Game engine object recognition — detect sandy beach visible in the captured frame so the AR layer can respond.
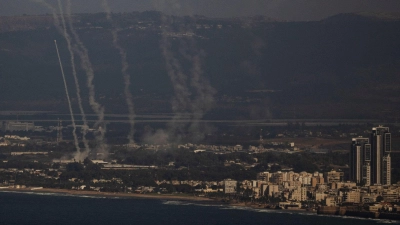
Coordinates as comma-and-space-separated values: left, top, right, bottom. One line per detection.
0, 187, 312, 214
0, 187, 214, 202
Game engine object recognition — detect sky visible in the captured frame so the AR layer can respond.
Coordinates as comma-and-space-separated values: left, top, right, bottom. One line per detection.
0, 0, 400, 21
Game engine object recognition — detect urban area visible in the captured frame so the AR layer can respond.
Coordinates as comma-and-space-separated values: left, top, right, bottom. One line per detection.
0, 119, 399, 220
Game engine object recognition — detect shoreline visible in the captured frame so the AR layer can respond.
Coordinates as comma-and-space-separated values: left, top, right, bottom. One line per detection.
0, 187, 312, 211
0, 187, 214, 202
5, 188, 397, 221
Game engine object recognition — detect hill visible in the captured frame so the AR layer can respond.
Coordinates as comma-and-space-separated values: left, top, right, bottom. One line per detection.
0, 12, 400, 120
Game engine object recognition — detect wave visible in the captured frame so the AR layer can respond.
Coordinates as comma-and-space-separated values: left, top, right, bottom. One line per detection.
0, 190, 112, 199
162, 200, 224, 208
216, 205, 400, 223
162, 200, 194, 206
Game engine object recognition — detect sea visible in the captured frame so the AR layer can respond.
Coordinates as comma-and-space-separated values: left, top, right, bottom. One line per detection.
0, 191, 398, 225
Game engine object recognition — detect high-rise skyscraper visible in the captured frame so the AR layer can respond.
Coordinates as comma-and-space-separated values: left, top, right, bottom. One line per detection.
350, 137, 370, 185
349, 126, 391, 186
371, 126, 391, 185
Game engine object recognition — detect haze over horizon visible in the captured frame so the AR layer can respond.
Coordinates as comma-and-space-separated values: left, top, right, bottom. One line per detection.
1, 0, 400, 21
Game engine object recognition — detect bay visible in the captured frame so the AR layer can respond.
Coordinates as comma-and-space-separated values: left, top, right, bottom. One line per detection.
0, 192, 396, 225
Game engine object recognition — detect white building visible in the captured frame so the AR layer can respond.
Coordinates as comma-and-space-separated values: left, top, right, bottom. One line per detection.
224, 179, 237, 194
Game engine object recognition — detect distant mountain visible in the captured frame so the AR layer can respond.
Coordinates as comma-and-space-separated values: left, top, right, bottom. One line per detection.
323, 12, 400, 22
0, 12, 400, 119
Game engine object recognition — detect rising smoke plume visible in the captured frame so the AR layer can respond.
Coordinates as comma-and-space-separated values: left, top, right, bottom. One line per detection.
58, 0, 92, 160
31, 0, 83, 155
63, 0, 91, 160
101, 0, 136, 145
155, 5, 216, 143
62, 2, 108, 158
31, 0, 107, 160
54, 39, 80, 152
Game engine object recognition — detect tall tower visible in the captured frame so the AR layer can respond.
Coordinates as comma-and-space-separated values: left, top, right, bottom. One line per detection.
57, 119, 63, 144
371, 126, 391, 185
258, 129, 263, 153
350, 137, 370, 185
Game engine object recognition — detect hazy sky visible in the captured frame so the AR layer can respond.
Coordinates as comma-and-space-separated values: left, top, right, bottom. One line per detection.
0, 0, 400, 21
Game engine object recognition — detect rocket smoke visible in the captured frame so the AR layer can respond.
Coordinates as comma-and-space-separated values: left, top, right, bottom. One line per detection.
160, 16, 191, 140
31, 0, 85, 157
31, 0, 107, 159
54, 39, 80, 152
157, 10, 216, 142
101, 0, 136, 145
178, 39, 216, 139
58, 0, 91, 161
62, 1, 108, 157
67, 28, 108, 158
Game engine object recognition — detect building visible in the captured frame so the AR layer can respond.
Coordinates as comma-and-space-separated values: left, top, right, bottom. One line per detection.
257, 172, 270, 182
290, 186, 307, 201
349, 137, 371, 185
2, 121, 35, 132
311, 176, 324, 187
270, 172, 284, 184
342, 189, 361, 203
370, 126, 391, 185
349, 126, 391, 186
10, 152, 48, 156
325, 170, 344, 183
266, 184, 279, 197
371, 126, 391, 185
223, 179, 237, 194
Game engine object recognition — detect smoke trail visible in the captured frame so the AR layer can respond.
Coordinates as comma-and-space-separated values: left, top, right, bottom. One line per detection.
67, 24, 108, 158
58, 0, 90, 161
30, 0, 91, 161
159, 16, 192, 140
56, 1, 108, 158
30, 0, 84, 152
32, 0, 107, 159
57, 0, 91, 161
178, 38, 216, 140
54, 39, 80, 152
101, 0, 136, 145
157, 10, 216, 142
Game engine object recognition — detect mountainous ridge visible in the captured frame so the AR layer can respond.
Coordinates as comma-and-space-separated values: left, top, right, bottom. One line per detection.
0, 12, 399, 119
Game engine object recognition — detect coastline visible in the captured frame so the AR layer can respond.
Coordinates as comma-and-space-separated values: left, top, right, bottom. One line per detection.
0, 187, 311, 212
0, 187, 213, 202
6, 188, 397, 221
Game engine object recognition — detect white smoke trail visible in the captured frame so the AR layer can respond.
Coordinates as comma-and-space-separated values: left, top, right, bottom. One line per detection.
159, 17, 192, 140
58, 0, 90, 161
54, 39, 80, 152
57, 0, 91, 161
178, 38, 216, 139
67, 26, 108, 158
101, 0, 136, 145
57, 1, 108, 158
30, 0, 83, 152
157, 10, 216, 142
31, 0, 107, 159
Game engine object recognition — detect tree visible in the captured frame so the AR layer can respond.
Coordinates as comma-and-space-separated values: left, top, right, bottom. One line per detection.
66, 163, 84, 172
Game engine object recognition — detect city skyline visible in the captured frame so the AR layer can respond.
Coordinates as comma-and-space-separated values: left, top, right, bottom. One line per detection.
350, 126, 392, 186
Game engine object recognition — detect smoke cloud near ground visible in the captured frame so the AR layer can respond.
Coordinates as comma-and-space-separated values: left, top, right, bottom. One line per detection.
143, 127, 170, 145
